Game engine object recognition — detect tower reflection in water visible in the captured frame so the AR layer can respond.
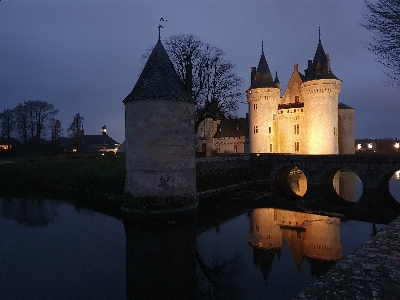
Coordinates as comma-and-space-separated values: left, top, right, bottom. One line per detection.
249, 208, 343, 277
124, 217, 197, 300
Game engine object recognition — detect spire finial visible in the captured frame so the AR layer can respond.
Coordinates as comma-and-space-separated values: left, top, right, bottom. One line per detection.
262, 41, 264, 54
319, 27, 321, 42
158, 18, 167, 40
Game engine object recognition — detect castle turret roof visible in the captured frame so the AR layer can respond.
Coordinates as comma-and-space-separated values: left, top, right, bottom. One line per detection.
304, 29, 340, 81
338, 102, 354, 109
123, 40, 191, 103
250, 42, 278, 89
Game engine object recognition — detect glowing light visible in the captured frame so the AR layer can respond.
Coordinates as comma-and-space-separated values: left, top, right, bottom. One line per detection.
395, 143, 399, 149
72, 148, 77, 152
357, 144, 361, 150
368, 143, 372, 149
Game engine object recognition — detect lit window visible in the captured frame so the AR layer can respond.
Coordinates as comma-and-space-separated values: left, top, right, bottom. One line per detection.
294, 124, 299, 135
395, 143, 399, 149
357, 144, 362, 150
368, 143, 373, 149
295, 142, 299, 152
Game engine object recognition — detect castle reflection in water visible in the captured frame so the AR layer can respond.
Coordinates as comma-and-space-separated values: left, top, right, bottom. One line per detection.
249, 208, 343, 268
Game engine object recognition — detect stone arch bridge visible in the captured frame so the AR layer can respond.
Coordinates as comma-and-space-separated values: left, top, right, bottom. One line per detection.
196, 154, 400, 209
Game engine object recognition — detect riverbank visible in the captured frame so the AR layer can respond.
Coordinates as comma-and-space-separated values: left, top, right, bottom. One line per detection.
295, 214, 400, 300
0, 155, 125, 201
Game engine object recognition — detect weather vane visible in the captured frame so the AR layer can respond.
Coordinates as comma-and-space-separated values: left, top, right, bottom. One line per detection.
158, 18, 167, 40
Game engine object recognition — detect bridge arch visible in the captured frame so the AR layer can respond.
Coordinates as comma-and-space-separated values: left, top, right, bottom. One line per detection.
274, 165, 308, 199
378, 169, 400, 211
320, 167, 362, 205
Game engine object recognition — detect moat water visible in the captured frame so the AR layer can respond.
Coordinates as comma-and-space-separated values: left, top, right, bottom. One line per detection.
1, 172, 399, 299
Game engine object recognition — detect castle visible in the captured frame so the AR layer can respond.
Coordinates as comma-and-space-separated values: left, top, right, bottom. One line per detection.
197, 32, 355, 155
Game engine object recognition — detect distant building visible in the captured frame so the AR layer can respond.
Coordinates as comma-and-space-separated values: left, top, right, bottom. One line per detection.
59, 125, 120, 153
355, 138, 400, 153
196, 116, 249, 155
247, 33, 355, 154
82, 125, 120, 153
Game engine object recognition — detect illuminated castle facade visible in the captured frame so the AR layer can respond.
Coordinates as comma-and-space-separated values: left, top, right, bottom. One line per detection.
247, 35, 354, 155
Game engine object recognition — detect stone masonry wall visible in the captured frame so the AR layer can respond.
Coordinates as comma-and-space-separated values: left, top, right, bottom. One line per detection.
338, 108, 355, 154
125, 99, 196, 199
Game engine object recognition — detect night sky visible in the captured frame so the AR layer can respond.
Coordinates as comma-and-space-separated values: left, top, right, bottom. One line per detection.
1, 1, 399, 144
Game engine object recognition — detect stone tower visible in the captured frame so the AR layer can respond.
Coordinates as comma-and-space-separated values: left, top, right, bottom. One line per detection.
122, 39, 197, 214
301, 33, 341, 154
247, 42, 280, 153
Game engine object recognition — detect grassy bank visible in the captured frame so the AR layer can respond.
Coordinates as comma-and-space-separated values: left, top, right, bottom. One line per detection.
0, 155, 125, 201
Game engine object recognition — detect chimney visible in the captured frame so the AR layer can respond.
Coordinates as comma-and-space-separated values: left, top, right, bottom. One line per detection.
325, 54, 331, 73
185, 62, 192, 96
251, 67, 256, 87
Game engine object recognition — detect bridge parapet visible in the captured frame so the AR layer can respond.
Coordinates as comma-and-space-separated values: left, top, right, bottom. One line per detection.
196, 154, 400, 190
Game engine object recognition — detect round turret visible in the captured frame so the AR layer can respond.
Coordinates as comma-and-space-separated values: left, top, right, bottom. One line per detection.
123, 40, 197, 214
247, 42, 280, 153
247, 87, 280, 153
301, 79, 341, 154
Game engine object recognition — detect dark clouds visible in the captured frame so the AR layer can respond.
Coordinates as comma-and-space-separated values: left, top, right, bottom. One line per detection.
1, 0, 398, 143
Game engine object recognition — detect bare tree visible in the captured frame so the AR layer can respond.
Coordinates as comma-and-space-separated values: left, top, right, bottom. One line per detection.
25, 100, 58, 143
0, 109, 14, 150
145, 34, 244, 132
67, 113, 84, 150
50, 118, 63, 143
13, 103, 29, 145
362, 0, 400, 83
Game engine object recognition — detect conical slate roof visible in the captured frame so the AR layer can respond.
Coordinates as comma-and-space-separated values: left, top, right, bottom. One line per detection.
123, 40, 191, 103
304, 31, 339, 81
250, 42, 277, 89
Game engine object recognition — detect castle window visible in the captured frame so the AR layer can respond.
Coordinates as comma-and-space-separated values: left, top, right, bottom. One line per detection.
334, 127, 336, 135
269, 144, 272, 152
295, 141, 300, 152
269, 127, 271, 133
294, 124, 299, 135
234, 145, 238, 153
254, 126, 258, 134
217, 145, 221, 153
254, 103, 257, 109
295, 96, 299, 103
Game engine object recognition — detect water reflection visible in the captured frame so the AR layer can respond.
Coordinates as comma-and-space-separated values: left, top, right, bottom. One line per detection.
2, 175, 398, 300
389, 170, 400, 203
289, 168, 307, 197
124, 217, 197, 300
249, 208, 343, 265
0, 197, 59, 227
333, 170, 362, 202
